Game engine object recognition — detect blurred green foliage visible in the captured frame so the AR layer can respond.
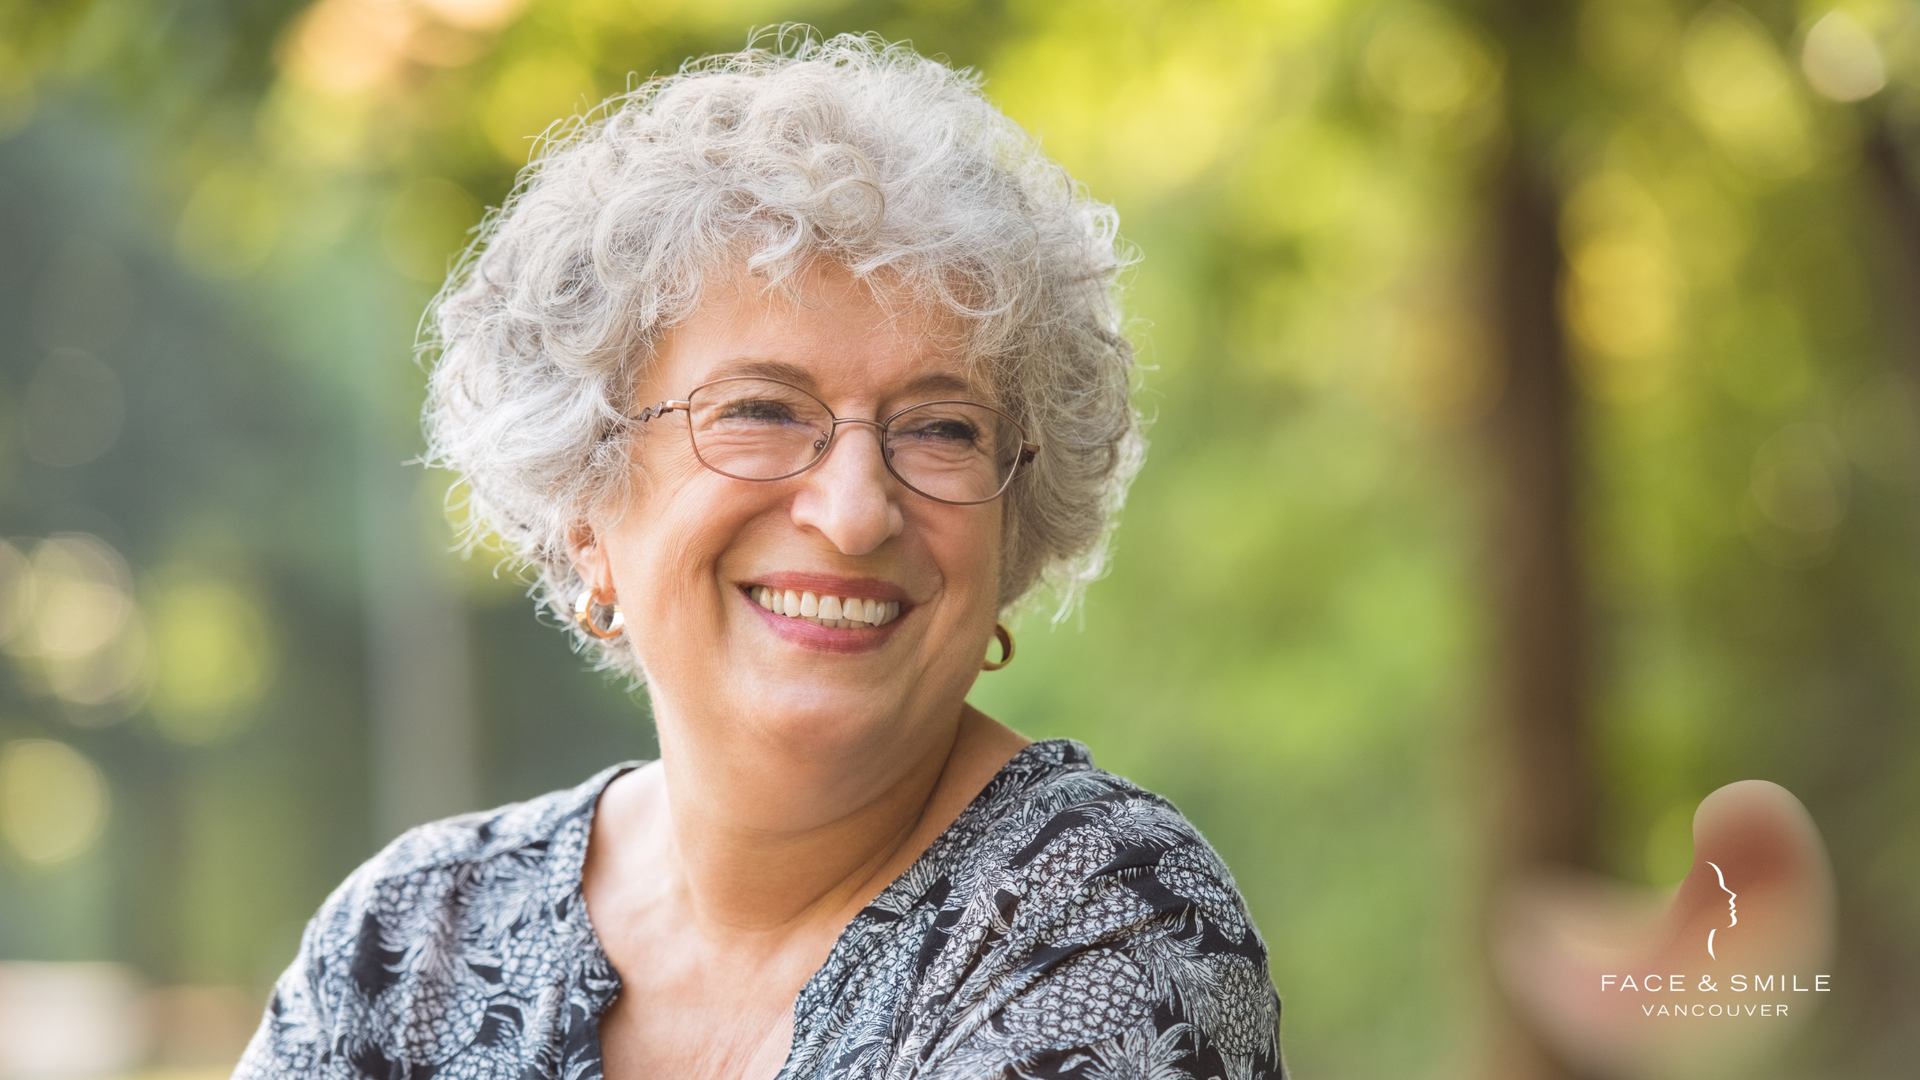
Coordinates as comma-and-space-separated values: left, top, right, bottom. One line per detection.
3, 0, 1920, 1075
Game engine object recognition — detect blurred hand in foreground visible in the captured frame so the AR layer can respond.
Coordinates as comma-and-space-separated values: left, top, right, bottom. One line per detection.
1492, 780, 1835, 1079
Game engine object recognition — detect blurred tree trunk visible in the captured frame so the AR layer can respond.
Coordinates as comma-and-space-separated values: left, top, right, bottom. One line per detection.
1471, 2, 1596, 1078
1865, 121, 1920, 381
1847, 113, 1920, 1066
1486, 152, 1594, 875
1481, 147, 1595, 1080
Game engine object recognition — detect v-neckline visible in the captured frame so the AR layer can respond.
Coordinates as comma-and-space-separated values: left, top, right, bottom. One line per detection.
565, 739, 1075, 1075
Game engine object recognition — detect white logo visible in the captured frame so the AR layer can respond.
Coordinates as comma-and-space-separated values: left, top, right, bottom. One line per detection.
1706, 860, 1737, 959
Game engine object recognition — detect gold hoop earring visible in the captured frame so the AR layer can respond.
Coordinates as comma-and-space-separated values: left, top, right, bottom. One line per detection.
981, 623, 1014, 671
574, 588, 626, 640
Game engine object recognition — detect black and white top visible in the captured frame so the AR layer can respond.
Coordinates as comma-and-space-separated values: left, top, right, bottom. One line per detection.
237, 739, 1286, 1079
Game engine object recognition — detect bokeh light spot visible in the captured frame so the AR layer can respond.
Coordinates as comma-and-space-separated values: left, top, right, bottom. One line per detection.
1364, 5, 1499, 118
19, 536, 133, 660
1561, 173, 1679, 401
283, 0, 417, 95
1565, 237, 1677, 399
415, 0, 530, 32
1681, 6, 1814, 178
151, 577, 274, 745
1801, 10, 1885, 103
0, 535, 150, 716
484, 53, 595, 164
44, 617, 148, 716
0, 739, 109, 865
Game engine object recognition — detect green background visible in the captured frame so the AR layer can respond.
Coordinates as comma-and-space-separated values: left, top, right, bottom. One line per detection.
2, 0, 1917, 1075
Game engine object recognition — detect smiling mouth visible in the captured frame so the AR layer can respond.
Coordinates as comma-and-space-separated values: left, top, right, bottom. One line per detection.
748, 585, 902, 629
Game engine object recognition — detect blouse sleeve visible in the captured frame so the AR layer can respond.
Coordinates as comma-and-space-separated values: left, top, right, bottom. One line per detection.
232, 863, 375, 1079
924, 822, 1287, 1080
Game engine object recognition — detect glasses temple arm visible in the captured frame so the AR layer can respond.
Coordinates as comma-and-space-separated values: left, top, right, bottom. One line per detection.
634, 401, 690, 423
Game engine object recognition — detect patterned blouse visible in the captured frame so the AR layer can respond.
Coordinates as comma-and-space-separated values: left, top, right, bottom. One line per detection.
237, 739, 1287, 1079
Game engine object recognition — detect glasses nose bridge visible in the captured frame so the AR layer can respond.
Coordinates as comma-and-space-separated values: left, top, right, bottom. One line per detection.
818, 414, 889, 456
802, 413, 901, 499
808, 413, 890, 470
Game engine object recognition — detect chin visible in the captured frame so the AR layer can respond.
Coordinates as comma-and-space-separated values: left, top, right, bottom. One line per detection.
727, 668, 926, 758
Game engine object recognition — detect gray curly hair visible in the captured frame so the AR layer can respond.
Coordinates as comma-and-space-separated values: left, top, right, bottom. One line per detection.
423, 32, 1142, 669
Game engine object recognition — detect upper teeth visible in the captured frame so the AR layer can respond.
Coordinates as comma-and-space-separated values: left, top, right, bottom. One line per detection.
752, 586, 901, 628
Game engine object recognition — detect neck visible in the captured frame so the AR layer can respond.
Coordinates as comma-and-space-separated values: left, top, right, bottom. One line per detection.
666, 711, 961, 932
611, 703, 1025, 939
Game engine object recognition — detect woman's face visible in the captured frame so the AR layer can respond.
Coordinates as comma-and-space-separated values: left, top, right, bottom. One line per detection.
572, 263, 1004, 774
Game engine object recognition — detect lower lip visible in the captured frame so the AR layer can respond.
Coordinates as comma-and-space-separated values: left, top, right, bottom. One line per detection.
742, 589, 904, 653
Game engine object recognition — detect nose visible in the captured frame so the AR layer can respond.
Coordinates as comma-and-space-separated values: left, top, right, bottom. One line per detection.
787, 420, 904, 556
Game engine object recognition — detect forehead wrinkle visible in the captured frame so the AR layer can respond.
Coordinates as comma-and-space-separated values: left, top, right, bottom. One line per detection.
699, 357, 981, 401
689, 260, 984, 393
901, 371, 973, 397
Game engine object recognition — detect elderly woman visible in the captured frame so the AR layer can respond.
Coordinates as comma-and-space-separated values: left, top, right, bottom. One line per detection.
239, 36, 1284, 1080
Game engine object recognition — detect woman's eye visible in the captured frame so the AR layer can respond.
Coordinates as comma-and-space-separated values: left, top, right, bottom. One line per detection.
902, 419, 979, 444
717, 399, 797, 423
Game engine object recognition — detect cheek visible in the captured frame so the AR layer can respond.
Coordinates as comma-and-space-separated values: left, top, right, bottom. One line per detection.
928, 505, 1005, 605
611, 434, 718, 562
606, 479, 746, 607
636, 504, 730, 580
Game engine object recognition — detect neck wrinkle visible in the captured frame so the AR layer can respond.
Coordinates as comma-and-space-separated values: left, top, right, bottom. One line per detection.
650, 706, 969, 938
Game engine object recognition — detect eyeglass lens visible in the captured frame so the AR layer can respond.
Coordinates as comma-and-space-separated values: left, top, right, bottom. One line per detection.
683, 377, 1024, 504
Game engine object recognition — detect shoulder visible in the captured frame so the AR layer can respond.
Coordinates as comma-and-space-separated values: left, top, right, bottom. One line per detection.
314, 762, 631, 936
974, 740, 1254, 937
921, 740, 1284, 1078
236, 764, 636, 1076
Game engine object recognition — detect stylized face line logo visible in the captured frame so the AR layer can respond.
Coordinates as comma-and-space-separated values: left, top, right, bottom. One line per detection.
1706, 860, 1737, 959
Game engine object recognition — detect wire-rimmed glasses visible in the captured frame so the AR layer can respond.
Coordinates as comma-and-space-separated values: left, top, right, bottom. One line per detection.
632, 376, 1040, 505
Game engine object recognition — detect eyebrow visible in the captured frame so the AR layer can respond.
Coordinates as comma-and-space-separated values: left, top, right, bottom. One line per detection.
706, 358, 817, 385
700, 358, 979, 400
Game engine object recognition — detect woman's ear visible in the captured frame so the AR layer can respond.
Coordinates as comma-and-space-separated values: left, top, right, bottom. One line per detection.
567, 520, 611, 591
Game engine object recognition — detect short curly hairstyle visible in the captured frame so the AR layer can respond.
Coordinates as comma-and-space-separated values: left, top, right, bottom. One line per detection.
423, 32, 1142, 669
